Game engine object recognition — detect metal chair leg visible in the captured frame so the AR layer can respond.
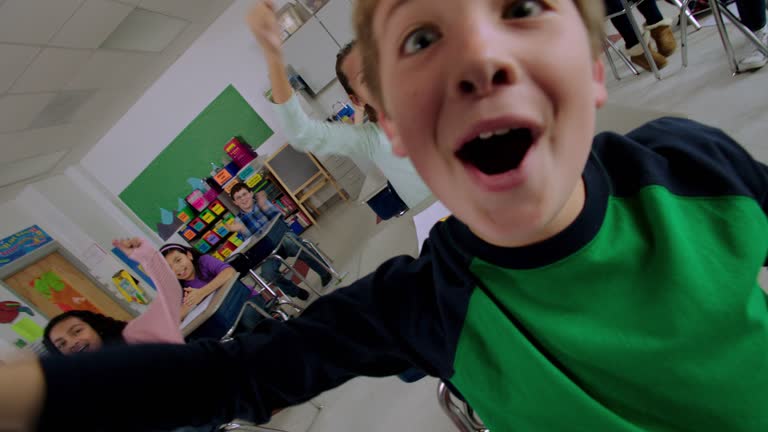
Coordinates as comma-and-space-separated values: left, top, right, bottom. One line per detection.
266, 254, 321, 299
607, 38, 640, 75
219, 422, 290, 432
603, 39, 622, 80
667, 0, 702, 30
680, 1, 689, 67
437, 382, 489, 432
620, 0, 662, 79
709, 0, 741, 73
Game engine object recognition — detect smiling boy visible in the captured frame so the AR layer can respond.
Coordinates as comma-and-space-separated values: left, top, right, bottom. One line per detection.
3, 1, 768, 431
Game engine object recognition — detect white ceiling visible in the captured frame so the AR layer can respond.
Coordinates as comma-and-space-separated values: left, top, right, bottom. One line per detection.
0, 0, 234, 196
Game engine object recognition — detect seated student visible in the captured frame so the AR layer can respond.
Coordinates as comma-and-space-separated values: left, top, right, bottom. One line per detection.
246, 0, 432, 210
226, 183, 330, 300
603, 0, 676, 71
43, 238, 186, 355
6, 1, 768, 431
159, 243, 238, 318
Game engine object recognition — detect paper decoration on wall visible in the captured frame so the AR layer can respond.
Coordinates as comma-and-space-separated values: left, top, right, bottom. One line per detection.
111, 270, 148, 305
11, 317, 44, 342
119, 85, 273, 240
0, 301, 34, 324
0, 225, 54, 268
32, 271, 100, 314
110, 248, 156, 290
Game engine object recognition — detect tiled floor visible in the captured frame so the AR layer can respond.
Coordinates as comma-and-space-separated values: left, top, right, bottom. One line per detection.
261, 15, 768, 432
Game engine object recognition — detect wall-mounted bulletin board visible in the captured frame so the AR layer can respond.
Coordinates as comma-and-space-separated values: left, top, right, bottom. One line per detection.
119, 85, 274, 239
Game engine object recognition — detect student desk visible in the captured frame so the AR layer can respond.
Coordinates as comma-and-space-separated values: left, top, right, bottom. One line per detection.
180, 274, 242, 338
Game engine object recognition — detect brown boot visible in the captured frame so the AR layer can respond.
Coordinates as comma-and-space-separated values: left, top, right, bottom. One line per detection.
627, 42, 668, 71
646, 18, 677, 57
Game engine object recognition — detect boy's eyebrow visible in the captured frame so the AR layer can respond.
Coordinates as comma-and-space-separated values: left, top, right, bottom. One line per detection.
382, 0, 411, 26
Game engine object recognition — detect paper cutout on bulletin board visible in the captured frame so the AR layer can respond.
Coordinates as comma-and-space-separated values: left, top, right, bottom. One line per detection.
0, 225, 54, 268
11, 317, 44, 342
111, 247, 155, 290
32, 271, 101, 314
119, 85, 274, 239
0, 300, 34, 324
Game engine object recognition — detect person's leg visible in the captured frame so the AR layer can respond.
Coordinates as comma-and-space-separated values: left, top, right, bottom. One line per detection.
605, 0, 643, 49
735, 0, 767, 31
260, 258, 309, 300
735, 0, 768, 70
636, 0, 665, 26
281, 233, 333, 285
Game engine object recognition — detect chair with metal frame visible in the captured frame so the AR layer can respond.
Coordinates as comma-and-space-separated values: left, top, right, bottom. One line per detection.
604, 0, 701, 80
679, 0, 768, 72
437, 381, 489, 432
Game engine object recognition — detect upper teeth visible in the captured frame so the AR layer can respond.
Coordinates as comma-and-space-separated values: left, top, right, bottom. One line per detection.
478, 129, 510, 139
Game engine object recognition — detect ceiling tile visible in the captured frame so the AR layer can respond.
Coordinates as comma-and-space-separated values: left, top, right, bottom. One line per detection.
66, 50, 155, 90
0, 93, 56, 133
0, 124, 76, 163
0, 150, 69, 187
10, 48, 92, 93
0, 0, 84, 44
100, 7, 187, 52
0, 44, 40, 93
29, 90, 97, 129
50, 0, 134, 49
138, 0, 213, 21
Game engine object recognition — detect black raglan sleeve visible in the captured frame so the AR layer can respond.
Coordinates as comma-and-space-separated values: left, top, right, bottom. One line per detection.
626, 117, 768, 265
37, 253, 439, 432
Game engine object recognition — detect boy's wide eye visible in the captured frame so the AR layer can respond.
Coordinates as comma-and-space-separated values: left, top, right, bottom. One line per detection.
401, 27, 441, 55
503, 0, 545, 19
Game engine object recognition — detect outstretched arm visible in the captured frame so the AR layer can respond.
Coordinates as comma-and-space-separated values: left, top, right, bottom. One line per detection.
113, 238, 185, 345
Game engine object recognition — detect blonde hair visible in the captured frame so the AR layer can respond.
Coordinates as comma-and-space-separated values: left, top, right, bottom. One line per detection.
354, 0, 606, 107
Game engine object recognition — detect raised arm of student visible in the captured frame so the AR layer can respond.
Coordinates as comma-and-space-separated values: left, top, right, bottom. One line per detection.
246, 0, 382, 160
112, 238, 185, 344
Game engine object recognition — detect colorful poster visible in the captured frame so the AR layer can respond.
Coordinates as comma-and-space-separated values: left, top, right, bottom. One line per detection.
111, 248, 156, 290
32, 271, 100, 314
0, 225, 54, 268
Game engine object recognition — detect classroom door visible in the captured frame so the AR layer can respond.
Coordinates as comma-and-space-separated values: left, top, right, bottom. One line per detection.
2, 252, 132, 321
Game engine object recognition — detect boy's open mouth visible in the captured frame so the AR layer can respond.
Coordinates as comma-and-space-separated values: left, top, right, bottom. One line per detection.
456, 127, 535, 175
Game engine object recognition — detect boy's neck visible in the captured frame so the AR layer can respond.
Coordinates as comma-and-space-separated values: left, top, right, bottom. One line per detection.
472, 179, 586, 249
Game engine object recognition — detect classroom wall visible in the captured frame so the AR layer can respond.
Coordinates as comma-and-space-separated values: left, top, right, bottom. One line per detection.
80, 0, 361, 200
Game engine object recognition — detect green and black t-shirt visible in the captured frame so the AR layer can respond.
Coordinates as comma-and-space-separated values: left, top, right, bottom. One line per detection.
40, 118, 768, 432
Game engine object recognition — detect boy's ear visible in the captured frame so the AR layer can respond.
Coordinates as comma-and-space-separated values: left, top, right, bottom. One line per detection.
592, 58, 608, 108
349, 94, 362, 106
379, 113, 408, 158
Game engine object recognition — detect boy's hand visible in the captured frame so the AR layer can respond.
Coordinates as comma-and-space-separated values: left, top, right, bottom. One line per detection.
226, 221, 247, 234
112, 237, 142, 257
247, 0, 283, 59
256, 191, 270, 209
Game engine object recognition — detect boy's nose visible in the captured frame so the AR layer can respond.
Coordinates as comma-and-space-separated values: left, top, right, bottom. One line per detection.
452, 30, 516, 98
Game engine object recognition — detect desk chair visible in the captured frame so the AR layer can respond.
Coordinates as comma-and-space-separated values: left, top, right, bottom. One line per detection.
680, 0, 768, 72
277, 234, 347, 292
605, 0, 701, 80
437, 381, 489, 432
226, 253, 303, 325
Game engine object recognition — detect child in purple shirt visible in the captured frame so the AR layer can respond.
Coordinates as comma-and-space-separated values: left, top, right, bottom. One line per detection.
160, 244, 237, 319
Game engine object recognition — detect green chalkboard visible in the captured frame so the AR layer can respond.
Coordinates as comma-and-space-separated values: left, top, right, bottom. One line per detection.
119, 85, 273, 239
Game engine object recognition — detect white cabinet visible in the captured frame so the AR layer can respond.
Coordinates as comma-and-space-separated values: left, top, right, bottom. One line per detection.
315, 0, 355, 47
282, 16, 340, 94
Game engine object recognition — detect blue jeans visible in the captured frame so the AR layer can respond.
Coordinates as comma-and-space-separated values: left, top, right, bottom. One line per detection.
260, 233, 331, 296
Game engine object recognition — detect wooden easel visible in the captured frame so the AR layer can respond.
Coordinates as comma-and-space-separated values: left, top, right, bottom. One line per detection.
264, 143, 347, 225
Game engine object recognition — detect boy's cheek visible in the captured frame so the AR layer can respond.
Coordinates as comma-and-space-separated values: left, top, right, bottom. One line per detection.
379, 114, 409, 158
